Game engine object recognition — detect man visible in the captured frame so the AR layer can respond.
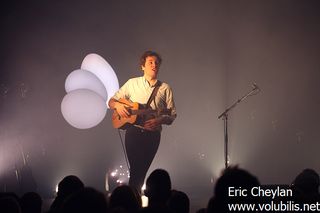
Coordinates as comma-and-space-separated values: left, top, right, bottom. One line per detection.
108, 51, 177, 191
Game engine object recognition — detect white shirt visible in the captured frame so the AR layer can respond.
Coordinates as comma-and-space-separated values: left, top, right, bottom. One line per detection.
112, 76, 177, 128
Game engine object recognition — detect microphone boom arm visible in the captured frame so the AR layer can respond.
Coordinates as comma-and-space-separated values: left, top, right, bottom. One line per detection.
218, 86, 258, 119
218, 84, 260, 168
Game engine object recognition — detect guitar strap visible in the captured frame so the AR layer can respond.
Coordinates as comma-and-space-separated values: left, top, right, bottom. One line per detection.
136, 81, 161, 125
145, 81, 161, 109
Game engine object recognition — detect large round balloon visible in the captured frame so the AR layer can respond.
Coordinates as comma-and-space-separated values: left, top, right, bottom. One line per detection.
61, 89, 107, 129
65, 69, 108, 100
81, 53, 119, 106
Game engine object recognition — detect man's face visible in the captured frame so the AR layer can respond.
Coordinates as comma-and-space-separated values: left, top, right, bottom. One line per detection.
141, 56, 160, 79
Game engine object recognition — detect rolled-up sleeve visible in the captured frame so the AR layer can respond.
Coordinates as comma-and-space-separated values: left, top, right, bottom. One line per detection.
163, 86, 177, 124
111, 79, 131, 101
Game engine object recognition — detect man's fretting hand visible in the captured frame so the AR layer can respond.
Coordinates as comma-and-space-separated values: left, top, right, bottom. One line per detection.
143, 117, 162, 131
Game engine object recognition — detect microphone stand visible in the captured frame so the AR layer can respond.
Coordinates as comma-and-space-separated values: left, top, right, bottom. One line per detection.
218, 85, 260, 169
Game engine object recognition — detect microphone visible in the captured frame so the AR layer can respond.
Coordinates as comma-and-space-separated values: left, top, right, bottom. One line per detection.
252, 83, 260, 92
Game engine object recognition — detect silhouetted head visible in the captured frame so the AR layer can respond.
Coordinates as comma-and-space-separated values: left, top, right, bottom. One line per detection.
20, 192, 42, 213
109, 185, 141, 212
167, 190, 190, 213
211, 166, 260, 212
57, 175, 84, 198
214, 166, 260, 198
292, 168, 320, 194
61, 187, 108, 213
145, 169, 171, 204
0, 196, 21, 213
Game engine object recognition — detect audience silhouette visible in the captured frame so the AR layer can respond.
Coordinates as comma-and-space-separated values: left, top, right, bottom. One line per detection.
141, 169, 174, 213
61, 187, 108, 213
0, 167, 320, 213
167, 190, 190, 213
48, 175, 84, 213
109, 185, 141, 213
0, 193, 21, 213
291, 168, 320, 203
20, 192, 42, 213
207, 166, 260, 213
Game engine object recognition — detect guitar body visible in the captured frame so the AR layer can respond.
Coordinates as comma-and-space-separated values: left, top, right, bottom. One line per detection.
112, 98, 172, 129
112, 98, 140, 129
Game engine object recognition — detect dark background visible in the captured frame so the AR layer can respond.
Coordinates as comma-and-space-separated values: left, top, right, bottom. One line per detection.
1, 0, 320, 209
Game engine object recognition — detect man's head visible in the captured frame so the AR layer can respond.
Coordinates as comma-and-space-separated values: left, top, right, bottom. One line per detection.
140, 51, 162, 79
140, 51, 162, 67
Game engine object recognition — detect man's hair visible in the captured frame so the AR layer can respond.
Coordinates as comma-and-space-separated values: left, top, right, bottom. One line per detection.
140, 50, 162, 67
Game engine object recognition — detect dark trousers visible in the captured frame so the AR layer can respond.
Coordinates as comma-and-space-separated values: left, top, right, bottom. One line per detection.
125, 126, 160, 191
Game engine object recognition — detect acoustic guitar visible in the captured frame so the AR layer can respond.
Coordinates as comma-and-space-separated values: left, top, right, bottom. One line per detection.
112, 98, 172, 129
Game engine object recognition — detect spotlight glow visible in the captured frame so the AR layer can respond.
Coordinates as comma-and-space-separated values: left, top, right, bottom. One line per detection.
107, 165, 130, 191
141, 195, 148, 207
141, 183, 146, 191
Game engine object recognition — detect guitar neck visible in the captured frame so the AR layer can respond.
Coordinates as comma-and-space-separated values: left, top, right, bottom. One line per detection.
131, 109, 155, 115
130, 108, 170, 116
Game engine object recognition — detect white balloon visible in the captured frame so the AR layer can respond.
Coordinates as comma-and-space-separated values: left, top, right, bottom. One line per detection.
65, 69, 108, 100
61, 89, 107, 129
81, 53, 119, 107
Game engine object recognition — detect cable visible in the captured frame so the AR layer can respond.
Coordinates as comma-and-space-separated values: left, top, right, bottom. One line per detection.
117, 129, 130, 171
